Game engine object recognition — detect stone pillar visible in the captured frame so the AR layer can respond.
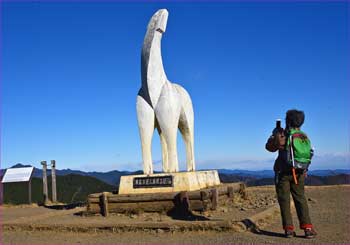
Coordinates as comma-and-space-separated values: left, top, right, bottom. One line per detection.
51, 160, 57, 203
41, 161, 49, 203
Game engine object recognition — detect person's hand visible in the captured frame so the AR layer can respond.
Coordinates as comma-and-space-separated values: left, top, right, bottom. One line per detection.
272, 127, 285, 135
272, 127, 279, 135
266, 135, 278, 152
274, 131, 286, 150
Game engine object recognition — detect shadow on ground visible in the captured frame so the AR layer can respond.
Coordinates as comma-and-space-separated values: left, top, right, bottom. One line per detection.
44, 202, 86, 210
166, 192, 210, 221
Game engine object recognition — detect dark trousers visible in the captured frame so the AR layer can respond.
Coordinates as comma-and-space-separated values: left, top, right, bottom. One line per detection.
275, 172, 313, 230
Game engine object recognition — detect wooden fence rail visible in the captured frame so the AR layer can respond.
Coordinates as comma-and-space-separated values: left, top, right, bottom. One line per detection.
87, 182, 245, 216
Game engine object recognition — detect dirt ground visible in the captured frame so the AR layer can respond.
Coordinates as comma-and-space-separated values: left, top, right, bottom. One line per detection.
2, 185, 350, 244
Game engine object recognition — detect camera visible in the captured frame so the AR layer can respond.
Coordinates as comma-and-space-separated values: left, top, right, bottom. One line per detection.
273, 119, 284, 135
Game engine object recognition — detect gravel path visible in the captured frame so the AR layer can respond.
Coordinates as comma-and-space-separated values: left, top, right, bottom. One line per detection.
2, 185, 350, 244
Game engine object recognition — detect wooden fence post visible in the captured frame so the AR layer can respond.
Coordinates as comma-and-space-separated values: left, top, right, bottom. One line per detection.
211, 188, 218, 210
228, 186, 234, 198
100, 192, 109, 217
239, 183, 248, 200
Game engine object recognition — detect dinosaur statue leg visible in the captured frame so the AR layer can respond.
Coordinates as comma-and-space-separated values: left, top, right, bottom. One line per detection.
162, 127, 179, 173
155, 83, 181, 172
136, 95, 155, 175
174, 84, 195, 171
179, 110, 195, 172
156, 125, 169, 172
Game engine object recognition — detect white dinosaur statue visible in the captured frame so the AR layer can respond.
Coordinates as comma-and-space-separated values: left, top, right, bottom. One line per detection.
137, 9, 195, 175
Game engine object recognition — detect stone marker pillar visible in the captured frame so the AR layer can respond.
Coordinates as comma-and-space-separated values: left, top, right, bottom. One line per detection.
51, 160, 57, 203
41, 161, 49, 203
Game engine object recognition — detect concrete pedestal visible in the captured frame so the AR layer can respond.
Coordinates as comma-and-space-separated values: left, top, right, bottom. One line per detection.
118, 170, 220, 194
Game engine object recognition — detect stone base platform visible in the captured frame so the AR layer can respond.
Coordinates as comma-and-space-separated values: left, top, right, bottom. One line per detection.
118, 170, 220, 194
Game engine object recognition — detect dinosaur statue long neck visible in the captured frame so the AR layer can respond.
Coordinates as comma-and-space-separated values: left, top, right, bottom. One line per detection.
141, 28, 167, 107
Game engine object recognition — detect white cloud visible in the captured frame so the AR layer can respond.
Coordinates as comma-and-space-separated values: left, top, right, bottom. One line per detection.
43, 152, 350, 172
309, 152, 350, 170
196, 158, 275, 171
196, 152, 350, 171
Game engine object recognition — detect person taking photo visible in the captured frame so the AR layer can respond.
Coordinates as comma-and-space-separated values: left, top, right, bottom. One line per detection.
265, 109, 317, 239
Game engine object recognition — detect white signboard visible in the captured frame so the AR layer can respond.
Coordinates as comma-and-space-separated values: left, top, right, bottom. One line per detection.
1, 167, 34, 183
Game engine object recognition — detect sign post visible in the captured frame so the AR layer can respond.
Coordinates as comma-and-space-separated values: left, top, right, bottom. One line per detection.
28, 178, 32, 204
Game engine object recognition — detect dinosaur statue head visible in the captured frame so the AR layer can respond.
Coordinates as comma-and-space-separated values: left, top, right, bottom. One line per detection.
147, 9, 168, 34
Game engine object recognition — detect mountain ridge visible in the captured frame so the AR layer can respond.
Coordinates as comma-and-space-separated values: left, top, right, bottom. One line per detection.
2, 163, 350, 186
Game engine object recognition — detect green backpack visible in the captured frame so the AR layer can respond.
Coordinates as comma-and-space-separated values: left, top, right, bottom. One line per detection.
287, 129, 313, 169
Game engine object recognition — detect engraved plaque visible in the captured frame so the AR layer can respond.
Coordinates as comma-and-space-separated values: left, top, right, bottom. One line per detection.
133, 175, 173, 188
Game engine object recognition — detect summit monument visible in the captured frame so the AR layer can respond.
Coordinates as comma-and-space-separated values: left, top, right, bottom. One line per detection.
137, 9, 194, 174
118, 9, 220, 194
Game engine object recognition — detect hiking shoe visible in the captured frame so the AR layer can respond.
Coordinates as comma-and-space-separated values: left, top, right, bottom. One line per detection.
304, 228, 317, 239
285, 229, 296, 238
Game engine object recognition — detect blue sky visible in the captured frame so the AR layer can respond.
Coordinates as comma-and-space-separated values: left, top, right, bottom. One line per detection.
2, 2, 349, 172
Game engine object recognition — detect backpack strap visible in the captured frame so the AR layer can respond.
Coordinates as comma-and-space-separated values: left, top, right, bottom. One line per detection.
292, 133, 304, 138
292, 133, 308, 140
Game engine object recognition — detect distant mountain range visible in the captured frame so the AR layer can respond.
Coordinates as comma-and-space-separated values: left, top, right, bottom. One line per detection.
217, 169, 350, 177
1, 163, 350, 186
1, 164, 349, 204
1, 163, 140, 186
219, 173, 350, 187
